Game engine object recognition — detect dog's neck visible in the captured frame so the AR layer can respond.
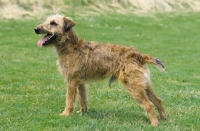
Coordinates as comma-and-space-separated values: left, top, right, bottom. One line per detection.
55, 29, 79, 55
65, 29, 79, 44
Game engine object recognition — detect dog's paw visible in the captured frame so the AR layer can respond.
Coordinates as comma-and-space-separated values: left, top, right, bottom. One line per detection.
151, 121, 159, 126
161, 117, 167, 120
59, 111, 70, 116
160, 114, 167, 120
77, 110, 88, 114
60, 107, 74, 116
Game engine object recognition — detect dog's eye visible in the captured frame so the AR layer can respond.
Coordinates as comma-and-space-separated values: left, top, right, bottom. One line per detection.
50, 21, 58, 26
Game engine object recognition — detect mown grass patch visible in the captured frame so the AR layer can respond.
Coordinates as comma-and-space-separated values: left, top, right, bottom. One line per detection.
0, 12, 200, 130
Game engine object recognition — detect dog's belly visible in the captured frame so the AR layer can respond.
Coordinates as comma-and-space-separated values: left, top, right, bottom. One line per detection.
78, 61, 116, 81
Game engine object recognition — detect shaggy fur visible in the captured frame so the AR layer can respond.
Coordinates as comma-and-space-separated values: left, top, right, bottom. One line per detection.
34, 14, 166, 126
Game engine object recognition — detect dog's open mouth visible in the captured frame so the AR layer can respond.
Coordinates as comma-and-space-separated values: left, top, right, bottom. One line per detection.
37, 34, 56, 47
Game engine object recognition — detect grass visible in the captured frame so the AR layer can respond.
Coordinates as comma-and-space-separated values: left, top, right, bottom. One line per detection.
0, 12, 200, 130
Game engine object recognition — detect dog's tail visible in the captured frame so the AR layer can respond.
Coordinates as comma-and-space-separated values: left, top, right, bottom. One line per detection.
141, 54, 165, 71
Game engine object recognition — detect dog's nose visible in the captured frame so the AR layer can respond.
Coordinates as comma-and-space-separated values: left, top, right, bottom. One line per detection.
34, 28, 40, 34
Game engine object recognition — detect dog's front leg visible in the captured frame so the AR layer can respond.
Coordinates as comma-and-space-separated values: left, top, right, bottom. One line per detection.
77, 84, 88, 113
60, 81, 78, 116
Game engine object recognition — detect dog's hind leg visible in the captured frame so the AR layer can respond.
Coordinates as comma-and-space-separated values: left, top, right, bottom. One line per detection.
119, 70, 159, 126
126, 85, 159, 126
60, 80, 79, 116
145, 85, 166, 120
77, 84, 88, 113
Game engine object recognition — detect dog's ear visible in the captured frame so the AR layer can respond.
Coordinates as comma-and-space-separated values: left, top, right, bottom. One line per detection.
63, 17, 75, 32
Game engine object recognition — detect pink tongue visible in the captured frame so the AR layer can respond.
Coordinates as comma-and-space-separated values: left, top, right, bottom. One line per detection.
37, 35, 49, 47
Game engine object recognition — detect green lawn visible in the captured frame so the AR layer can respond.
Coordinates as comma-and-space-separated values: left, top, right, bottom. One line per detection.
0, 12, 200, 130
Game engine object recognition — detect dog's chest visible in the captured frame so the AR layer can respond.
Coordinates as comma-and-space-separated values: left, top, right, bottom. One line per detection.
56, 59, 68, 77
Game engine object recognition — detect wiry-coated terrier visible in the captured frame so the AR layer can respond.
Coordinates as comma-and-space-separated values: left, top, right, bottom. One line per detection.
34, 14, 166, 126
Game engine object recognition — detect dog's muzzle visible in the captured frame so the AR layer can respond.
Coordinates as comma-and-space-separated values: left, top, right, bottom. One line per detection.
34, 28, 41, 34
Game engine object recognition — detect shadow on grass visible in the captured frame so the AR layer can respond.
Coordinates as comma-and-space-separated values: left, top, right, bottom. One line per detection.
81, 108, 149, 124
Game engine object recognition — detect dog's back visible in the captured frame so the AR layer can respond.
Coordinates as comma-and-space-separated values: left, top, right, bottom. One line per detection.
58, 39, 164, 82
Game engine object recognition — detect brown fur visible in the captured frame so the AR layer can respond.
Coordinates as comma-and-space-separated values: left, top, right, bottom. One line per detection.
34, 14, 166, 126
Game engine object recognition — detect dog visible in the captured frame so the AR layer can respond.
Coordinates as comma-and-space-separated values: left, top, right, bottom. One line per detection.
34, 14, 166, 126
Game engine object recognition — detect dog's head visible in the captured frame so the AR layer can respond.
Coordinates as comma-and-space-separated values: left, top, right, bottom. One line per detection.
34, 14, 75, 47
